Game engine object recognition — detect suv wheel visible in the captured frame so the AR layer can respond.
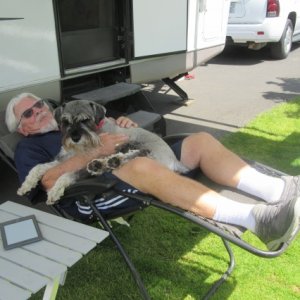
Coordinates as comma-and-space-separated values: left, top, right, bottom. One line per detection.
270, 19, 294, 59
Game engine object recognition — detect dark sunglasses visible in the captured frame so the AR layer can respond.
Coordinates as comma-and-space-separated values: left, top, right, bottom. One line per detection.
17, 100, 45, 127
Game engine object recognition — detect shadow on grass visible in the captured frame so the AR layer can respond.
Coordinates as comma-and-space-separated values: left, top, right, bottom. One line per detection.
220, 98, 300, 175
223, 128, 300, 175
32, 207, 237, 300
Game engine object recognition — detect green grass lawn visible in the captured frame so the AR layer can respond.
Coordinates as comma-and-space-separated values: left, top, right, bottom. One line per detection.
34, 99, 300, 299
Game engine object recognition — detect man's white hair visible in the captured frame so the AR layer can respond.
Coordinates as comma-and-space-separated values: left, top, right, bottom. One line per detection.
5, 92, 44, 132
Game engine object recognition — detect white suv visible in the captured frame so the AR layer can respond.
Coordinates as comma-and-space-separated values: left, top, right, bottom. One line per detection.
227, 0, 300, 59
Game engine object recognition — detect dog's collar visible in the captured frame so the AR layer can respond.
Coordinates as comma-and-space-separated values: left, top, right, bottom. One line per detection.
96, 119, 105, 130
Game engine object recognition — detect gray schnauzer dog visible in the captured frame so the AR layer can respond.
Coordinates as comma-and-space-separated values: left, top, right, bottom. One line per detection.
18, 100, 189, 205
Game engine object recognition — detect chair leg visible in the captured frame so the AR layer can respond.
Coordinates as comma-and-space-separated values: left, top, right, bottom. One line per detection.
203, 238, 235, 300
88, 200, 151, 300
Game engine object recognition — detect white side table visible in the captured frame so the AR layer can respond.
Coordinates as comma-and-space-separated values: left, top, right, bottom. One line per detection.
0, 201, 109, 300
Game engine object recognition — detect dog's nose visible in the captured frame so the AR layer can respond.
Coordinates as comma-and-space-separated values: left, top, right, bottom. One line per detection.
71, 131, 81, 143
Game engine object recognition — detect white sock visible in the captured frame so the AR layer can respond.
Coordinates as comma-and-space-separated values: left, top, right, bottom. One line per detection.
213, 197, 256, 231
237, 167, 285, 203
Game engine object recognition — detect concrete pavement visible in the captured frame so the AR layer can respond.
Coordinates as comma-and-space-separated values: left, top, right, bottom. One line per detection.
146, 43, 300, 139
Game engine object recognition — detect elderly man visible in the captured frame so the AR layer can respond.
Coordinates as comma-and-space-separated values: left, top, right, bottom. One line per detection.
6, 92, 300, 250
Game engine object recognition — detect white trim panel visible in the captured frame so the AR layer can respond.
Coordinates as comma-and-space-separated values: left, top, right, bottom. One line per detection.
132, 0, 187, 57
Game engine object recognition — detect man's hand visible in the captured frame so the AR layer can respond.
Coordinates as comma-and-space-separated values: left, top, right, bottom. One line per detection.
115, 116, 138, 128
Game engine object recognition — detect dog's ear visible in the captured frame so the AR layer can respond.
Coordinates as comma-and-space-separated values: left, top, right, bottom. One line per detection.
53, 103, 65, 125
89, 102, 106, 124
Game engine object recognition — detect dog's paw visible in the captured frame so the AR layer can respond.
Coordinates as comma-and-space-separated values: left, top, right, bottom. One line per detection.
46, 172, 76, 205
17, 187, 25, 196
117, 143, 139, 153
46, 187, 64, 205
107, 156, 122, 169
138, 149, 151, 157
17, 185, 32, 196
46, 198, 56, 206
87, 159, 105, 175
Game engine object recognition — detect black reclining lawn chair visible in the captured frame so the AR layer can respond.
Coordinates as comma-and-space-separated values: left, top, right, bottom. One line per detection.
0, 103, 299, 300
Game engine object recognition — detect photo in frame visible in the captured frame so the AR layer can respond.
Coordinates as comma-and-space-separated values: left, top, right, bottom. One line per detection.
0, 215, 43, 250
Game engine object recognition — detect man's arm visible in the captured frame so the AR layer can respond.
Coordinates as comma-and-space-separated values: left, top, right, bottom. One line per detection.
41, 132, 129, 190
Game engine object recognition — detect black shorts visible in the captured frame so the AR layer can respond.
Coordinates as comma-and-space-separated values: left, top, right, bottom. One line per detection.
60, 139, 196, 221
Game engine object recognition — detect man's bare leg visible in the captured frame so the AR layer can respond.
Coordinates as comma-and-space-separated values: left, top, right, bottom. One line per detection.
114, 157, 227, 218
180, 133, 285, 202
180, 132, 248, 187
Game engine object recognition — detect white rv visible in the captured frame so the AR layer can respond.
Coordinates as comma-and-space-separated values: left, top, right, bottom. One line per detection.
0, 0, 231, 109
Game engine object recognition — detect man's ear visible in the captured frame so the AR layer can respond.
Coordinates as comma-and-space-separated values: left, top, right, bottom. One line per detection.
89, 102, 106, 124
53, 104, 65, 125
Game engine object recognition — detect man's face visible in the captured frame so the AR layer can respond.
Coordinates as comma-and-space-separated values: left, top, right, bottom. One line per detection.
14, 96, 57, 136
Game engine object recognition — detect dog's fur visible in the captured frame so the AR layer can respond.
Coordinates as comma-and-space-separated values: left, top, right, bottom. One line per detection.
17, 100, 189, 204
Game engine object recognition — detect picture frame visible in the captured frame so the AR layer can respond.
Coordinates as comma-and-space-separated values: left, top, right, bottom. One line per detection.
0, 215, 43, 250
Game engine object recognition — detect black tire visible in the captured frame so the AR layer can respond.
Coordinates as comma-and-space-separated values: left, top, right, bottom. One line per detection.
270, 19, 294, 59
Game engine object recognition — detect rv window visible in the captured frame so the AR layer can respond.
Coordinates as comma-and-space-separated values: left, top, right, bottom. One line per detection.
56, 0, 121, 69
58, 0, 114, 32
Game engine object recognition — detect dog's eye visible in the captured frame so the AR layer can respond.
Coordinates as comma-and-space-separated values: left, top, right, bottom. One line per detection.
81, 119, 90, 124
61, 119, 70, 127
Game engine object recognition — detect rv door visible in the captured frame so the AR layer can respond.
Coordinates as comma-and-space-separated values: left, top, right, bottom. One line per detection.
187, 0, 230, 67
201, 0, 229, 41
132, 0, 187, 58
190, 0, 230, 50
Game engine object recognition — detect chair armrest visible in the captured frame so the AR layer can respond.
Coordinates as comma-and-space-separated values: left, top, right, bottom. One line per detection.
62, 176, 118, 199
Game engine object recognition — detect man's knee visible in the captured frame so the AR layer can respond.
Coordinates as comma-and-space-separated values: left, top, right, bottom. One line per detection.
194, 132, 215, 143
124, 156, 158, 174
184, 132, 217, 150
113, 156, 163, 192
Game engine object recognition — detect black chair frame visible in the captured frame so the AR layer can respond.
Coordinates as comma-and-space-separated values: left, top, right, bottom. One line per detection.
50, 134, 299, 300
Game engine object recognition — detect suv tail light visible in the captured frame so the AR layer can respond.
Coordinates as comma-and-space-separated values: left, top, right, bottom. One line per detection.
266, 0, 280, 17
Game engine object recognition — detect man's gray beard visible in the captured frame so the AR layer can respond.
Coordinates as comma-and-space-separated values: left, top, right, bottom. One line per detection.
39, 118, 59, 133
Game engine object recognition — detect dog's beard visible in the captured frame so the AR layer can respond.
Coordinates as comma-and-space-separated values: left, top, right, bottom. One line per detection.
63, 129, 100, 153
